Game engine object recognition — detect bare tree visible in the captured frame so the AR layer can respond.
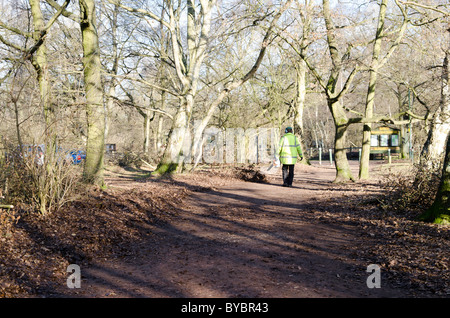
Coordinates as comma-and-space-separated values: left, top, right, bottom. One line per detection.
359, 0, 409, 179
106, 0, 292, 174
79, 0, 106, 185
105, 0, 216, 173
419, 26, 450, 173
44, 0, 107, 185
278, 0, 319, 164
0, 0, 69, 151
296, 0, 360, 182
190, 0, 294, 169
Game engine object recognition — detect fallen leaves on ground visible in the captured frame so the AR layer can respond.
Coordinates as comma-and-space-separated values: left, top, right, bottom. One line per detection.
0, 164, 449, 297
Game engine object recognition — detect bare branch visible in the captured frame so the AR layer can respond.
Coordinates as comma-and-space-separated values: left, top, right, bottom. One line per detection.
398, 1, 450, 16
105, 0, 172, 29
108, 72, 181, 98
45, 0, 80, 22
0, 20, 32, 38
108, 94, 174, 120
348, 110, 427, 125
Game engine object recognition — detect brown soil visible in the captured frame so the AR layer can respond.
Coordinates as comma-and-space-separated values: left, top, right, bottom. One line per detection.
1, 161, 449, 298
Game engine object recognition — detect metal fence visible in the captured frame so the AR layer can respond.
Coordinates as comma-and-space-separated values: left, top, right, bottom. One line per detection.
309, 147, 412, 165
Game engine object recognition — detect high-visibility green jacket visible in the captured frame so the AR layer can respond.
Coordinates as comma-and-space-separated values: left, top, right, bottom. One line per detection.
278, 133, 302, 165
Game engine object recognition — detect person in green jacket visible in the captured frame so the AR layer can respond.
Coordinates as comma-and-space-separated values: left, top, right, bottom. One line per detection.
278, 127, 303, 187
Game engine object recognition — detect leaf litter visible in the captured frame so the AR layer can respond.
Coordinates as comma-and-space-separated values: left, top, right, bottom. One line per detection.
0, 163, 448, 297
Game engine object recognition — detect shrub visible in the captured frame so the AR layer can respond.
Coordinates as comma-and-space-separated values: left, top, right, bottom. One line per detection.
377, 165, 440, 218
117, 151, 144, 169
0, 142, 83, 216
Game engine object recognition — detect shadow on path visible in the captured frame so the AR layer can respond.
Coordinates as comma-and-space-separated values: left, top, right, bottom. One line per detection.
60, 161, 404, 298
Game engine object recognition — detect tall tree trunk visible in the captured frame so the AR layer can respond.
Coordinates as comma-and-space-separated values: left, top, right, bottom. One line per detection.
420, 131, 450, 224
394, 84, 410, 159
105, 82, 115, 141
104, 2, 120, 143
290, 0, 314, 165
154, 91, 166, 155
293, 59, 309, 164
29, 0, 51, 125
419, 38, 450, 173
13, 96, 23, 149
329, 99, 355, 182
143, 110, 151, 156
155, 0, 214, 174
359, 0, 387, 180
322, 0, 356, 183
29, 0, 70, 155
80, 0, 106, 186
156, 97, 191, 174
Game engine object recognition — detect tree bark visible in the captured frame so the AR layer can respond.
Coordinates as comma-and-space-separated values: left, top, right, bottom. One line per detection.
322, 0, 356, 182
154, 0, 215, 174
80, 0, 106, 186
154, 91, 166, 155
29, 0, 69, 159
420, 131, 450, 224
359, 0, 408, 179
329, 99, 355, 182
104, 2, 121, 143
156, 97, 191, 174
359, 0, 387, 180
419, 37, 450, 173
290, 0, 314, 165
29, 0, 51, 126
28, 0, 69, 146
293, 58, 309, 164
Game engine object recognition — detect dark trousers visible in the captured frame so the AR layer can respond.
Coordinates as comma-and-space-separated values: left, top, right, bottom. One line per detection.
282, 164, 295, 186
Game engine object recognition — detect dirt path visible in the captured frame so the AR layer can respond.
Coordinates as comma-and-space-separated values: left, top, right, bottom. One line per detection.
59, 161, 409, 298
